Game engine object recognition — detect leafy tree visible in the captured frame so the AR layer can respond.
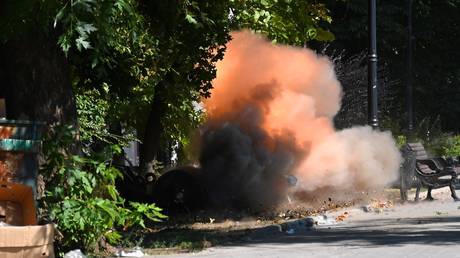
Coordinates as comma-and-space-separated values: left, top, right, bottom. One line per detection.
136, 0, 231, 176
229, 0, 334, 45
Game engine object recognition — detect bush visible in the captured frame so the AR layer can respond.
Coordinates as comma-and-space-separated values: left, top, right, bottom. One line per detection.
437, 135, 460, 157
39, 124, 166, 254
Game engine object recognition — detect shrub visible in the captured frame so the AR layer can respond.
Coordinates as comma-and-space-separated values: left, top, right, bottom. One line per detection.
438, 135, 460, 157
39, 124, 166, 254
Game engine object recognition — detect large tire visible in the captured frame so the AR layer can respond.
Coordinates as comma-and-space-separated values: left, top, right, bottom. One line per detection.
152, 166, 206, 214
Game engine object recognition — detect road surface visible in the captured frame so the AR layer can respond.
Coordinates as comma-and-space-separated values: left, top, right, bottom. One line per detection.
148, 189, 460, 258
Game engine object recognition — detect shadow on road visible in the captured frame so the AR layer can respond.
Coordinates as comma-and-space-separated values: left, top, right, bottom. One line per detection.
243, 215, 460, 247
143, 215, 460, 250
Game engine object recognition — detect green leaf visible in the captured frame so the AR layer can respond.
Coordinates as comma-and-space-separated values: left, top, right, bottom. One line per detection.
54, 4, 67, 28
185, 14, 198, 24
75, 37, 92, 51
107, 185, 119, 201
76, 22, 97, 35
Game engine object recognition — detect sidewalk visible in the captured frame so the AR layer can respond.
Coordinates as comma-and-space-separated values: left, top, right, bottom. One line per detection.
146, 189, 460, 258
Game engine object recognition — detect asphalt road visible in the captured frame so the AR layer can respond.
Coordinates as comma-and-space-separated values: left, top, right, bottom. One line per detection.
149, 189, 460, 258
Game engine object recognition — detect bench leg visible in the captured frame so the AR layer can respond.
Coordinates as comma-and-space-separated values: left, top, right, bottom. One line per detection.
449, 184, 459, 201
415, 184, 421, 202
425, 187, 434, 201
400, 174, 408, 202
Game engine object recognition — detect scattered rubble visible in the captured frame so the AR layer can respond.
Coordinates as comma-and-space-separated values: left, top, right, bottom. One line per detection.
335, 212, 349, 222
280, 213, 344, 235
363, 199, 394, 213
362, 205, 373, 212
435, 211, 448, 216
312, 214, 338, 225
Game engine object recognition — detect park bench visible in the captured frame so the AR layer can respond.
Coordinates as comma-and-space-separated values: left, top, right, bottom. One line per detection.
400, 142, 460, 201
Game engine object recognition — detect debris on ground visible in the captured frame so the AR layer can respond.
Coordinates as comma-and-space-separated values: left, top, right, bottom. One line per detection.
285, 228, 295, 235
64, 249, 87, 258
372, 199, 394, 209
335, 211, 349, 222
312, 214, 337, 225
281, 213, 341, 235
435, 211, 448, 216
363, 199, 394, 213
362, 205, 373, 212
141, 190, 399, 252
116, 246, 144, 257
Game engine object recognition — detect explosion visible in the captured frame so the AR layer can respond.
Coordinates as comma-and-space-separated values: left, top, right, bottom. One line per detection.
197, 30, 401, 210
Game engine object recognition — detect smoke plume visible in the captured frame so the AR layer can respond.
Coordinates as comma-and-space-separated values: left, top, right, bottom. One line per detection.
197, 30, 401, 210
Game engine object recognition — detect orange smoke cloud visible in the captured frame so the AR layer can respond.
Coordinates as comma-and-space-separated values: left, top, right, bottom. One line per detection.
206, 31, 340, 148
199, 30, 401, 209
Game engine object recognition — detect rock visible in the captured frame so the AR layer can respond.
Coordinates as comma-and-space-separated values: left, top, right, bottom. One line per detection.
362, 205, 373, 212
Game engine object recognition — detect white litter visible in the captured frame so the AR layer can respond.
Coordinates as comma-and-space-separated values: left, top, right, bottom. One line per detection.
310, 215, 337, 226
285, 228, 295, 235
117, 246, 144, 257
0, 221, 11, 227
64, 249, 87, 258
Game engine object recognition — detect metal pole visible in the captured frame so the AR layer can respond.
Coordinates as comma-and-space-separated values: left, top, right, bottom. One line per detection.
368, 0, 379, 129
406, 0, 414, 132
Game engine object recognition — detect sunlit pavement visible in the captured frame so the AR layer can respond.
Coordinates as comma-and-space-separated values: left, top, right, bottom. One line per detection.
147, 189, 460, 258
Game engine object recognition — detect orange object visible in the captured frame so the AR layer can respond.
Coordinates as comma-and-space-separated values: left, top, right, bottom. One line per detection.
0, 126, 14, 139
0, 182, 36, 225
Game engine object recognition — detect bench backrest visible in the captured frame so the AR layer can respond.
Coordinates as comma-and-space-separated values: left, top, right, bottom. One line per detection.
406, 142, 429, 160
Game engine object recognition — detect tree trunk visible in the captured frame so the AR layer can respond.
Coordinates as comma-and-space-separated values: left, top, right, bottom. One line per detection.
0, 30, 77, 125
0, 28, 77, 199
139, 84, 167, 179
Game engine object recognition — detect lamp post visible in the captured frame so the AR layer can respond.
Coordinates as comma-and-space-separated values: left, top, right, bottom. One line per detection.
406, 0, 414, 133
368, 0, 379, 129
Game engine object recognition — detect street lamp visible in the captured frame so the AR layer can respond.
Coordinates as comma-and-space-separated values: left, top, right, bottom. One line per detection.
406, 0, 414, 133
368, 0, 379, 129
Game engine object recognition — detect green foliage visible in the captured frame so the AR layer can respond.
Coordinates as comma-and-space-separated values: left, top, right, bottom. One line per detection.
437, 135, 460, 157
395, 135, 407, 149
385, 115, 460, 159
76, 89, 110, 143
230, 0, 334, 45
55, 0, 218, 152
54, 0, 135, 54
40, 124, 166, 253
76, 88, 137, 154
